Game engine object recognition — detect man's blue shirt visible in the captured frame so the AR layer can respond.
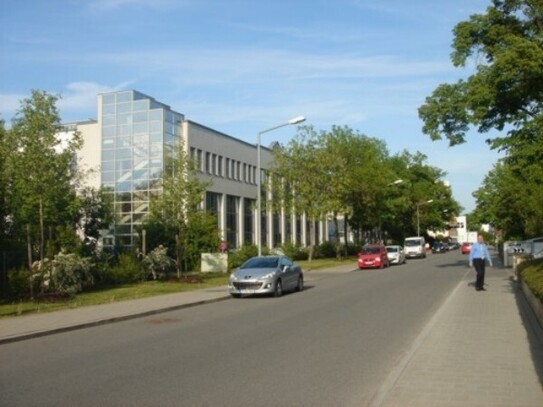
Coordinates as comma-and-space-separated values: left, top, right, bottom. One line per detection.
469, 242, 493, 265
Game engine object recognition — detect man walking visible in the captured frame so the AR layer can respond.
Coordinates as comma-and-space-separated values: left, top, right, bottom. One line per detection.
469, 234, 493, 291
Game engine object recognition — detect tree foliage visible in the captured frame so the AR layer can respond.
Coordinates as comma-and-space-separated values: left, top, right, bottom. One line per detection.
145, 139, 219, 275
270, 126, 461, 255
419, 0, 543, 151
419, 0, 543, 238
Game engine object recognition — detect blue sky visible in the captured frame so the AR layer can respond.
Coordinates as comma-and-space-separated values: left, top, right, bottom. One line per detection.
0, 0, 503, 213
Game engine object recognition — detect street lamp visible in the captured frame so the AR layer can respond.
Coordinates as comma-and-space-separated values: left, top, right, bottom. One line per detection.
257, 116, 306, 256
416, 199, 434, 236
378, 179, 404, 242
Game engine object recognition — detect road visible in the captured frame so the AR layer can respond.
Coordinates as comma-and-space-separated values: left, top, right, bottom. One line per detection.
0, 251, 469, 407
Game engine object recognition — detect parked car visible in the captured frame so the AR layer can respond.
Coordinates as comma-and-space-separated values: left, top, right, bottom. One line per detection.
228, 255, 303, 298
461, 242, 472, 255
432, 242, 447, 253
404, 236, 426, 258
386, 245, 406, 265
358, 244, 390, 269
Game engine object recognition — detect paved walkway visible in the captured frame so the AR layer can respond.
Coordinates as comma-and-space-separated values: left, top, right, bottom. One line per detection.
373, 266, 543, 407
1, 261, 542, 406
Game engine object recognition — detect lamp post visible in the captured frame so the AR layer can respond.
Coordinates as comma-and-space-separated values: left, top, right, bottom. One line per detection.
257, 116, 306, 256
416, 199, 434, 236
378, 179, 404, 242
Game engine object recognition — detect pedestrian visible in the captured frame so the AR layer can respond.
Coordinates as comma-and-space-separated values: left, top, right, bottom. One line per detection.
469, 234, 493, 291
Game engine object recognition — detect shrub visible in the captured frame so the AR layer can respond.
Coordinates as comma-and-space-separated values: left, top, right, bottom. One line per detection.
32, 252, 94, 295
314, 241, 338, 259
228, 245, 259, 270
106, 253, 145, 284
276, 242, 308, 261
142, 245, 175, 280
8, 268, 30, 300
520, 258, 543, 302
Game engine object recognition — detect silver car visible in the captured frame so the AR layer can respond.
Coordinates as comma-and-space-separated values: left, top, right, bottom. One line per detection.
386, 245, 406, 265
229, 255, 304, 298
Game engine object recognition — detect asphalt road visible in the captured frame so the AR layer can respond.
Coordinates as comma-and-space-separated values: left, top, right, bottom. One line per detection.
0, 250, 469, 407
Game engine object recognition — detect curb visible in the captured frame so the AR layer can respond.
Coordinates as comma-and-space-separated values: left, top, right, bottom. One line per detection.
0, 295, 231, 345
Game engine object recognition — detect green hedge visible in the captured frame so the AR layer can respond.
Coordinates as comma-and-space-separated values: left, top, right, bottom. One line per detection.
518, 258, 543, 302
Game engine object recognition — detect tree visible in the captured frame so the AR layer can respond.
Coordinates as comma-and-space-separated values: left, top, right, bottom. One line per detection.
419, 0, 543, 238
6, 91, 82, 295
145, 139, 219, 276
419, 0, 543, 152
271, 125, 328, 261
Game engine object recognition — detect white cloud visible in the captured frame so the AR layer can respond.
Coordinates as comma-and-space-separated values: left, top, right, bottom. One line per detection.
0, 93, 26, 123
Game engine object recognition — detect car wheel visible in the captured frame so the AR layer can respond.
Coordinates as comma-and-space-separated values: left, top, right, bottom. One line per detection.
274, 280, 283, 297
295, 276, 304, 292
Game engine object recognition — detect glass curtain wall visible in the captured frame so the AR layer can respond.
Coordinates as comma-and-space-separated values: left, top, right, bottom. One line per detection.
100, 90, 183, 251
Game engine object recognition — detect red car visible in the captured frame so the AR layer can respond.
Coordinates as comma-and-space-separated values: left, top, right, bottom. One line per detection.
358, 244, 390, 269
461, 242, 472, 255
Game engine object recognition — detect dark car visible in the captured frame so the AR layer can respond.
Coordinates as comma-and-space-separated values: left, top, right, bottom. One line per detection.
358, 244, 389, 269
432, 242, 446, 253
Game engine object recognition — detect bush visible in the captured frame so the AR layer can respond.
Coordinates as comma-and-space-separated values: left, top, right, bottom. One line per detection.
277, 242, 308, 261
519, 258, 543, 302
31, 253, 94, 295
228, 245, 259, 270
106, 253, 145, 284
8, 268, 30, 300
142, 245, 175, 280
314, 241, 338, 259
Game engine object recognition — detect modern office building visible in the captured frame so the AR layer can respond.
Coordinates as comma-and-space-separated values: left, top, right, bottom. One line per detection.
66, 90, 332, 252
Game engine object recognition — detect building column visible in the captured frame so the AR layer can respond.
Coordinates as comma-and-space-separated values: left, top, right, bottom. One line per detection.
219, 193, 227, 241
237, 196, 244, 249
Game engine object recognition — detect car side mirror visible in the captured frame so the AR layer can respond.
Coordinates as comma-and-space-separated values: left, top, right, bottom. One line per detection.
282, 265, 290, 272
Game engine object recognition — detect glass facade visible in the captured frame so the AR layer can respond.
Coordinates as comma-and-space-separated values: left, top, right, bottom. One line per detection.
100, 90, 184, 250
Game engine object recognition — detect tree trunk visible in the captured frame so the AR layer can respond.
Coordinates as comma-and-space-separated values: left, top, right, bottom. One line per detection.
343, 213, 349, 256
175, 233, 181, 279
26, 224, 33, 299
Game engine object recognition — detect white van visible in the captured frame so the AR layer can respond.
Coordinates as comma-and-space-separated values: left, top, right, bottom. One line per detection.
404, 236, 426, 258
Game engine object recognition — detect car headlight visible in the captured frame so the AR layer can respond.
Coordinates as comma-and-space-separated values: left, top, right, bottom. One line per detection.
260, 272, 276, 280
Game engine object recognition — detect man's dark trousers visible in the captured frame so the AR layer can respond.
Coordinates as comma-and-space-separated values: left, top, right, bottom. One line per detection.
473, 258, 485, 289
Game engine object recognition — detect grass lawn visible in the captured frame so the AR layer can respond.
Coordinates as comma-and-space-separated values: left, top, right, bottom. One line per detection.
0, 257, 357, 318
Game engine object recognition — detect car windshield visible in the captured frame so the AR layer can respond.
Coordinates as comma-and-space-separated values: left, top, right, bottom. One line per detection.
404, 240, 421, 247
386, 247, 398, 253
361, 246, 380, 254
240, 257, 279, 269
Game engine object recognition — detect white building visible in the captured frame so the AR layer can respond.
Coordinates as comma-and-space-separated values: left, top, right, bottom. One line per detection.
69, 90, 330, 251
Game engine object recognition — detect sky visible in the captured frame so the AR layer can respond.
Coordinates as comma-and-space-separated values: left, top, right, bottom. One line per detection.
0, 0, 504, 214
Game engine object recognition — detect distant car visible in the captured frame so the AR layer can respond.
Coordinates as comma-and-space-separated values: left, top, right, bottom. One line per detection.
358, 244, 390, 269
448, 242, 460, 250
386, 245, 406, 265
461, 242, 472, 255
432, 242, 447, 253
228, 255, 303, 298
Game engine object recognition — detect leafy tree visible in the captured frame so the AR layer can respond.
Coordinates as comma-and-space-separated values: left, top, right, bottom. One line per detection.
145, 139, 219, 276
271, 125, 332, 261
6, 91, 82, 296
419, 0, 543, 238
419, 0, 543, 151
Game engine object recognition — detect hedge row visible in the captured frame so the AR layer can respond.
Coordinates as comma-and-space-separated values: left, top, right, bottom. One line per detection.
518, 258, 543, 302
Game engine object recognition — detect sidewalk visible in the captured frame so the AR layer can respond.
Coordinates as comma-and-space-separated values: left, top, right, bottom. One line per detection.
373, 266, 543, 406
1, 262, 542, 406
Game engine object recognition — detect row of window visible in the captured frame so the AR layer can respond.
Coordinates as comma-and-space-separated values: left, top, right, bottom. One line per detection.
190, 147, 257, 184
